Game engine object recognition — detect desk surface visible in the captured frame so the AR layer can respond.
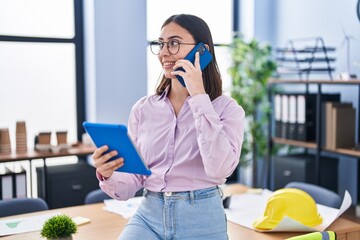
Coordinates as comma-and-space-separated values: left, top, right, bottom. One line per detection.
0, 144, 95, 162
1, 203, 360, 240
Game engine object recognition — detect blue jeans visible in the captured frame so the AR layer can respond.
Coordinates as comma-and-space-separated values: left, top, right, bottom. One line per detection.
119, 186, 228, 240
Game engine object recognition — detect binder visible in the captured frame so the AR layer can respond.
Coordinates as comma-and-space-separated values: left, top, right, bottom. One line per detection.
325, 102, 335, 149
274, 94, 282, 138
296, 94, 312, 141
1, 174, 13, 200
296, 93, 340, 141
331, 103, 355, 149
14, 171, 27, 198
325, 102, 353, 149
288, 95, 297, 140
0, 165, 13, 200
281, 94, 289, 139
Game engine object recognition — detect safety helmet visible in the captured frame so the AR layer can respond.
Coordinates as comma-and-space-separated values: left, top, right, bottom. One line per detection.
253, 188, 323, 230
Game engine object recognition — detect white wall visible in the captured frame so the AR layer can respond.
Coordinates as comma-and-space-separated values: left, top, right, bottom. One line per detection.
256, 0, 360, 78
84, 0, 147, 125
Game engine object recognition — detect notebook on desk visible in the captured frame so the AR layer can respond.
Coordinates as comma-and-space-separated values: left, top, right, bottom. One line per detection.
83, 122, 151, 176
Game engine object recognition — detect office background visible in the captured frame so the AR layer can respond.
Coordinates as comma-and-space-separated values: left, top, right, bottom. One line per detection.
1, 0, 360, 203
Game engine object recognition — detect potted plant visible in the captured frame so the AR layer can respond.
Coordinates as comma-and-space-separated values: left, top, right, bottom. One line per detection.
40, 214, 77, 240
228, 36, 277, 187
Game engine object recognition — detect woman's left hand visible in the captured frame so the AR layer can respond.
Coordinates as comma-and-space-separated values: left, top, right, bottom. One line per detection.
172, 52, 206, 96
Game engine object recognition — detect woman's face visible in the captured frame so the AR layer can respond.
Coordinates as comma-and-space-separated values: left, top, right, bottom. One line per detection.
158, 22, 196, 79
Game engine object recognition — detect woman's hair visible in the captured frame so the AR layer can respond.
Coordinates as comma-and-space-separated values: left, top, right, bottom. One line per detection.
155, 14, 222, 101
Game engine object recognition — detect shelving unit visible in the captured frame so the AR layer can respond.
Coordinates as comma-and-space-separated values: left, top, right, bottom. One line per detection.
276, 37, 336, 80
272, 137, 317, 149
267, 79, 360, 201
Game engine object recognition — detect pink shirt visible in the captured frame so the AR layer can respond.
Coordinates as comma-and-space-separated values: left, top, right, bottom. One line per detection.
98, 90, 245, 200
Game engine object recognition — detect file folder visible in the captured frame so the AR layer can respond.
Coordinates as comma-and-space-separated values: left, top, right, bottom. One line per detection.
0, 165, 13, 200
296, 94, 315, 141
296, 93, 340, 142
325, 102, 355, 149
274, 94, 282, 138
14, 171, 27, 198
288, 95, 297, 140
332, 105, 355, 149
1, 174, 13, 200
281, 94, 289, 139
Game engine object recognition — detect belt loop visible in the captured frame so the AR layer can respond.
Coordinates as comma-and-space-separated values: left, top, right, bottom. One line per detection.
218, 186, 224, 198
143, 189, 148, 197
189, 191, 195, 205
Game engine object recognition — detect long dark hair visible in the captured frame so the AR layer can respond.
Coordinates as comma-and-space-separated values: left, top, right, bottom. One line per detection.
155, 14, 222, 101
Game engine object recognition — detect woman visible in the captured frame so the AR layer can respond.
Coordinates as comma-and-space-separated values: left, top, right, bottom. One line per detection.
92, 14, 245, 239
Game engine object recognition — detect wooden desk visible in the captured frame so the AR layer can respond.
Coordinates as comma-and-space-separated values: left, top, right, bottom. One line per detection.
0, 144, 95, 198
1, 203, 360, 240
0, 144, 95, 163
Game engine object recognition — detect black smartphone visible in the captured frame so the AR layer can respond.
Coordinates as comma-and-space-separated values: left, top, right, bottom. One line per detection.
175, 42, 213, 87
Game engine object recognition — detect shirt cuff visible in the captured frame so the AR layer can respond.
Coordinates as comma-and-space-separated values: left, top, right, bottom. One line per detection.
96, 171, 109, 182
188, 94, 213, 117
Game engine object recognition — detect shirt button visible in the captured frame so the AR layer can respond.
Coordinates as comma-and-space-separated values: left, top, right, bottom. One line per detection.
165, 192, 172, 197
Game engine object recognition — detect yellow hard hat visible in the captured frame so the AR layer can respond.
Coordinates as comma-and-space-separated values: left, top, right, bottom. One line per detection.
253, 188, 323, 230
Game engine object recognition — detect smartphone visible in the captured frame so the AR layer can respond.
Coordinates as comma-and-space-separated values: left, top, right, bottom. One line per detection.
175, 42, 213, 87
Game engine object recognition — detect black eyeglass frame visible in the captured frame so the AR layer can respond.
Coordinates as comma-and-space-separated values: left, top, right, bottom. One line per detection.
150, 39, 197, 55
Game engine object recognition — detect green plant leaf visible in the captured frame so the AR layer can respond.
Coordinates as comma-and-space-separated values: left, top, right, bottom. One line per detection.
40, 214, 77, 239
229, 35, 277, 167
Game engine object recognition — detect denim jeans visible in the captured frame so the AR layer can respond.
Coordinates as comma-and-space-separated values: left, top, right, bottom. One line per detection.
119, 186, 228, 240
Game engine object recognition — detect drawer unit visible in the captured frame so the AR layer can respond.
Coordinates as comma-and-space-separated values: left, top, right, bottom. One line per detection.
37, 162, 99, 209
274, 154, 338, 192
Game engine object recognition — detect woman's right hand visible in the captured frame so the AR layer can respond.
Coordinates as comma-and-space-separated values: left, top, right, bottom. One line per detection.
92, 145, 124, 179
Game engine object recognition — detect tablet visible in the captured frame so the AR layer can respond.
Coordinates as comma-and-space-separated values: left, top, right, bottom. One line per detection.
83, 122, 151, 176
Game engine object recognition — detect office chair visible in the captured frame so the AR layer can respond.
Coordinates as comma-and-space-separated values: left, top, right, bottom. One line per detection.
84, 189, 111, 204
285, 181, 342, 209
85, 188, 145, 204
0, 197, 49, 217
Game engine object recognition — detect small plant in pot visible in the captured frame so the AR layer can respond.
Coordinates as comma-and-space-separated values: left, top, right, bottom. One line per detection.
40, 214, 77, 240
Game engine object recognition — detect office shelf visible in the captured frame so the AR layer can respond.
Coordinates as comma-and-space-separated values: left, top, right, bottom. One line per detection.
273, 137, 360, 158
324, 147, 360, 158
267, 78, 360, 202
272, 137, 317, 149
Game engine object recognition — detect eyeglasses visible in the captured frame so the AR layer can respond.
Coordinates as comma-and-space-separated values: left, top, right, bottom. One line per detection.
150, 39, 196, 55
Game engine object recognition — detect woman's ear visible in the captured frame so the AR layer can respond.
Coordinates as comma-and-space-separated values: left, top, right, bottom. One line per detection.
205, 44, 210, 51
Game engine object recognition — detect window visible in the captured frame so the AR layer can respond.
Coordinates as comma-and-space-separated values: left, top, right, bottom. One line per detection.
0, 0, 84, 197
0, 0, 74, 38
146, 0, 233, 95
0, 0, 83, 151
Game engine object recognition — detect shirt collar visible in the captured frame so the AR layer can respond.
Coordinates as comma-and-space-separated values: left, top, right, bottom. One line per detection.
158, 85, 170, 101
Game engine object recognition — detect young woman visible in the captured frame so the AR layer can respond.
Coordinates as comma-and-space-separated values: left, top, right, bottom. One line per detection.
92, 14, 245, 239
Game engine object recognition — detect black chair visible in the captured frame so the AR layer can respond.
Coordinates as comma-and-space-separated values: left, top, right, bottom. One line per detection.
0, 197, 49, 217
285, 181, 342, 209
84, 188, 144, 204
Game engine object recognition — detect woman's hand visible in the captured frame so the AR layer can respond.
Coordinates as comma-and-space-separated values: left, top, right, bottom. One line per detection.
172, 52, 206, 96
92, 145, 124, 179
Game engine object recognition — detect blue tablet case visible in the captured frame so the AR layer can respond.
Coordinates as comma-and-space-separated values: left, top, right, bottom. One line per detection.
83, 122, 151, 176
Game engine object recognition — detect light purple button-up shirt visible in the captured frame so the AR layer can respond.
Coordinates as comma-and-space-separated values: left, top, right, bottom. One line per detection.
98, 90, 245, 200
